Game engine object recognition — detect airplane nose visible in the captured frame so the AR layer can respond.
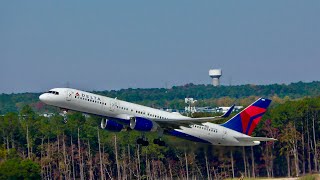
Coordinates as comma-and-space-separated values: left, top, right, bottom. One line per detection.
39, 94, 47, 102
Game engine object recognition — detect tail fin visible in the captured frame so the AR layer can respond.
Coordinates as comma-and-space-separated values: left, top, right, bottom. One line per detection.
221, 104, 235, 118
221, 98, 271, 135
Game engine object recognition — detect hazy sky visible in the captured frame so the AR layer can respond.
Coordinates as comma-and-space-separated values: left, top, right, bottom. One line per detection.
1, 1, 319, 93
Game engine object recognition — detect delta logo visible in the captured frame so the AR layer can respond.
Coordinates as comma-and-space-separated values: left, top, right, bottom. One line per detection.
78, 92, 102, 101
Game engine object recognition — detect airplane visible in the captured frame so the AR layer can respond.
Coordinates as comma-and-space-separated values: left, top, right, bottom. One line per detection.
39, 88, 276, 146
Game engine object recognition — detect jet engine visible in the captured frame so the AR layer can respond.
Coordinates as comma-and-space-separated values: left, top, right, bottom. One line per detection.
130, 117, 158, 132
101, 119, 124, 132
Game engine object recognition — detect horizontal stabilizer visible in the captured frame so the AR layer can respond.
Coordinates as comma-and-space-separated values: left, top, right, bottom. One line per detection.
235, 137, 277, 142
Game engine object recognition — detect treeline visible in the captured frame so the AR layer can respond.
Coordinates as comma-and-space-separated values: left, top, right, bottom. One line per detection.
99, 81, 320, 101
0, 97, 319, 179
1, 81, 320, 114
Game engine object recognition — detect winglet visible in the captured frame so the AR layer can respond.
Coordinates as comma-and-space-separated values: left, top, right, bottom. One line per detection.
221, 104, 235, 118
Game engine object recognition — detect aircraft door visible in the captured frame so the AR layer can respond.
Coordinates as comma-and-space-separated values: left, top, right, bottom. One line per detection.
66, 90, 72, 101
109, 100, 118, 112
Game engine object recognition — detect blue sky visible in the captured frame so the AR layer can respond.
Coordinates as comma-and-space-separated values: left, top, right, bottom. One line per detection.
1, 1, 319, 93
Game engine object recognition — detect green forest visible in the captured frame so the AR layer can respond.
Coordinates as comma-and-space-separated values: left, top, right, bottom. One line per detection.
0, 82, 319, 179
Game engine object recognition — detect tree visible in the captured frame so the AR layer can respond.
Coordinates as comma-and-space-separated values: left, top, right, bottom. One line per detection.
0, 158, 41, 179
20, 105, 37, 159
19, 159, 41, 179
261, 119, 279, 177
279, 122, 301, 177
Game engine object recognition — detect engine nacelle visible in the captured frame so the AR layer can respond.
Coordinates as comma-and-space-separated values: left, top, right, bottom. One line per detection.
130, 117, 158, 132
101, 119, 124, 132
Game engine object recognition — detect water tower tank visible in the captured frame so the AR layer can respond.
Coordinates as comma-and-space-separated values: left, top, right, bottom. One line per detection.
209, 69, 222, 86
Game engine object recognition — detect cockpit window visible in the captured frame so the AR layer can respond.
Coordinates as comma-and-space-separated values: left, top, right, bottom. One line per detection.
47, 91, 59, 95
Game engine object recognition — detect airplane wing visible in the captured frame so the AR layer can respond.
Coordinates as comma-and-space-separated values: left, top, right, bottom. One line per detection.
153, 104, 235, 129
235, 137, 277, 142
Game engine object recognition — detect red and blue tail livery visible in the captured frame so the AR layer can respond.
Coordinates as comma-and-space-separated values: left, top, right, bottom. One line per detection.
221, 98, 271, 135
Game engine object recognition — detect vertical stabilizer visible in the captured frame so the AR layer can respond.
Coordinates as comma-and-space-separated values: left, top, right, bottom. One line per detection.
221, 98, 271, 135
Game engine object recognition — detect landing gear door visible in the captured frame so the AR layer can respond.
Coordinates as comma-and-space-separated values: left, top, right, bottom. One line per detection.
66, 90, 72, 101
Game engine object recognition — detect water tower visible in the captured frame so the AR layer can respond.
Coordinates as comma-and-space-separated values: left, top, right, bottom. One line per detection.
209, 69, 222, 86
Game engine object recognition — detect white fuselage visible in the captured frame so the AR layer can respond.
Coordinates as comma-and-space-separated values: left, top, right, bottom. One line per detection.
39, 88, 259, 146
